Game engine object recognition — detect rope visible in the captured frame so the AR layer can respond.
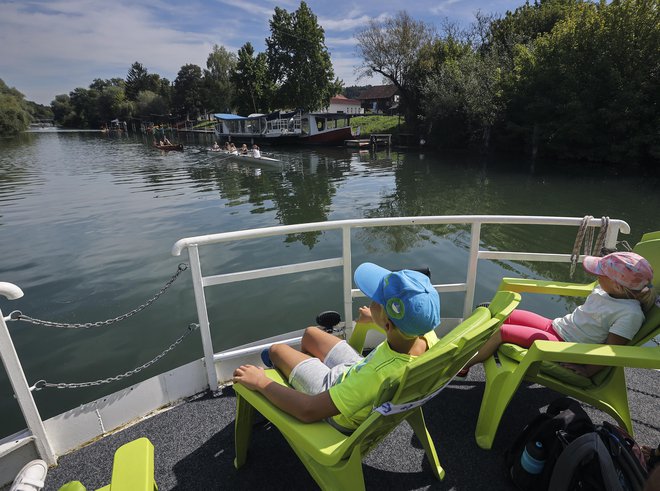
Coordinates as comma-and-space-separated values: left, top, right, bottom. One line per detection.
10, 264, 188, 329
569, 216, 610, 278
29, 323, 199, 391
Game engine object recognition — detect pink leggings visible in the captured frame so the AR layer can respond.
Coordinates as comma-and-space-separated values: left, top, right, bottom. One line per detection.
500, 309, 564, 348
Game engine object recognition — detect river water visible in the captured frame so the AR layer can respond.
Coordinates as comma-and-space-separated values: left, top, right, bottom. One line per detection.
0, 130, 658, 437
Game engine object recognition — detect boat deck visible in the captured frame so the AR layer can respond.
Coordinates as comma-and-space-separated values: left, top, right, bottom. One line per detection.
42, 366, 659, 490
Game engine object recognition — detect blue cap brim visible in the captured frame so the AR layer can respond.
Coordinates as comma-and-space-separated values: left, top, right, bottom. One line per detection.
354, 262, 391, 304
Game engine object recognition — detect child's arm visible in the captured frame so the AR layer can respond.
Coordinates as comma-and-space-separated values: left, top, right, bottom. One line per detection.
562, 332, 629, 377
357, 305, 373, 323
233, 364, 339, 423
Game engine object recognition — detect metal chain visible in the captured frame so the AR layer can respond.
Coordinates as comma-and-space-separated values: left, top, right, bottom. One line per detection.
10, 264, 188, 329
30, 323, 199, 391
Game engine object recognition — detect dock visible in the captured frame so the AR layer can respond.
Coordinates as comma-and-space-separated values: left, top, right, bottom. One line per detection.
345, 133, 392, 150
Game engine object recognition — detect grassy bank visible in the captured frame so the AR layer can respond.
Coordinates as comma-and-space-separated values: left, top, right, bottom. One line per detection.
350, 115, 402, 135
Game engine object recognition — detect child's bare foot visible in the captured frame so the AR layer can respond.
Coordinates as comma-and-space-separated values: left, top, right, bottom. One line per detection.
357, 306, 373, 323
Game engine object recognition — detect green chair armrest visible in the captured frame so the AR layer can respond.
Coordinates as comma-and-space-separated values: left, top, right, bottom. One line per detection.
347, 321, 385, 354
106, 437, 156, 491
59, 483, 87, 491
498, 278, 596, 297
487, 291, 521, 321
234, 370, 352, 466
524, 341, 660, 369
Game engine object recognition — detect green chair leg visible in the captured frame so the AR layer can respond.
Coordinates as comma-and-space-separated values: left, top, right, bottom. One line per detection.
234, 392, 257, 469
475, 357, 526, 450
407, 408, 445, 480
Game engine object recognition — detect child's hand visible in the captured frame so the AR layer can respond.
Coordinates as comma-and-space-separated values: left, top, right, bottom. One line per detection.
357, 306, 373, 323
233, 364, 270, 391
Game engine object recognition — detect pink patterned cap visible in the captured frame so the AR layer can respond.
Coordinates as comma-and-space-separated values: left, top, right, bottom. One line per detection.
583, 252, 654, 291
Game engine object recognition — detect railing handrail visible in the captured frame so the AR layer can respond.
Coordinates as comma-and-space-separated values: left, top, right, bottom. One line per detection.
171, 215, 629, 256
171, 215, 630, 391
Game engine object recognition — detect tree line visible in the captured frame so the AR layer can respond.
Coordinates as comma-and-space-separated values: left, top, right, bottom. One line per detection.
1, 0, 657, 168
358, 0, 658, 167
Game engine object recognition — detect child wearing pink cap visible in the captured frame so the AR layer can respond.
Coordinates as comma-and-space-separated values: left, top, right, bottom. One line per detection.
460, 251, 657, 378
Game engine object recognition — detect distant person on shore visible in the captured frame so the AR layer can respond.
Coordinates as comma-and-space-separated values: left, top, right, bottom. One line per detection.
240, 144, 249, 155
252, 144, 261, 158
229, 143, 238, 155
212, 141, 220, 150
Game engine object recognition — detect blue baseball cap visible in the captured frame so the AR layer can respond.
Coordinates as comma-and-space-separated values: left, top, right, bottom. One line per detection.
354, 262, 441, 336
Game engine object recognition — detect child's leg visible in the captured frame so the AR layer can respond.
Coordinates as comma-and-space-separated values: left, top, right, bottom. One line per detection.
269, 343, 313, 378
300, 326, 342, 361
465, 312, 560, 368
504, 309, 553, 330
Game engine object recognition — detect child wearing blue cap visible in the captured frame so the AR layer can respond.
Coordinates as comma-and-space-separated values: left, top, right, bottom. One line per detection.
233, 262, 441, 432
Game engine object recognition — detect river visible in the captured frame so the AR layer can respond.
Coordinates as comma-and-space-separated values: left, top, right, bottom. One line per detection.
0, 130, 658, 437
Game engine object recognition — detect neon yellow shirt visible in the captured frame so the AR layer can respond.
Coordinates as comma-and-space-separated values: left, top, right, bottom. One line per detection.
328, 330, 439, 432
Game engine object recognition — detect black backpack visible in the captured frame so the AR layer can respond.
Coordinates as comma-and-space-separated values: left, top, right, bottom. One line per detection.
505, 397, 649, 491
505, 397, 595, 490
548, 421, 648, 491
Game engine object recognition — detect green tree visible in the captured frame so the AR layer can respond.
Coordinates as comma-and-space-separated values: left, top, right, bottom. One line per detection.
203, 45, 237, 113
506, 0, 660, 165
51, 94, 75, 126
0, 79, 31, 135
355, 11, 436, 129
174, 64, 204, 119
135, 90, 169, 118
232, 42, 274, 114
266, 1, 341, 111
125, 62, 158, 100
421, 35, 504, 148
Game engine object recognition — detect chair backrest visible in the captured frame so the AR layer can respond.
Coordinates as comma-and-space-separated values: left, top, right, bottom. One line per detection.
632, 238, 660, 289
344, 291, 520, 456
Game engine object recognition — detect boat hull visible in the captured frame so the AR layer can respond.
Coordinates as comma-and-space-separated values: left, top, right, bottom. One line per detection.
210, 150, 281, 166
153, 144, 183, 151
300, 127, 353, 145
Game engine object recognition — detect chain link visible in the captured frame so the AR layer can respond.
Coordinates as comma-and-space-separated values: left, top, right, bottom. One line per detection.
11, 264, 188, 329
30, 323, 199, 391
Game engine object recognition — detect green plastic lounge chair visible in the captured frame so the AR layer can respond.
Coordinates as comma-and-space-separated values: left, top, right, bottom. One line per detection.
474, 235, 660, 450
233, 291, 520, 490
57, 437, 157, 491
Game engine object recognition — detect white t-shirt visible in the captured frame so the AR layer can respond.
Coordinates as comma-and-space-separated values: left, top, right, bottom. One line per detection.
552, 286, 644, 343
252, 148, 261, 158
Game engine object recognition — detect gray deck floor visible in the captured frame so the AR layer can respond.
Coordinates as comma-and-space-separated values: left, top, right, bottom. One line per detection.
43, 366, 659, 490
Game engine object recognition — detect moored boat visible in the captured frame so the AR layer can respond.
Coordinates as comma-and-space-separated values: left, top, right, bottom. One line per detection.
299, 112, 354, 145
1, 216, 658, 489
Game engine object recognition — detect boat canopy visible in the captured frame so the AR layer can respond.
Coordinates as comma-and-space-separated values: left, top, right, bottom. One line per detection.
214, 113, 248, 121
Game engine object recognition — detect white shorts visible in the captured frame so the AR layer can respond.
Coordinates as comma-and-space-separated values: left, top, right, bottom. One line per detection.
288, 340, 363, 395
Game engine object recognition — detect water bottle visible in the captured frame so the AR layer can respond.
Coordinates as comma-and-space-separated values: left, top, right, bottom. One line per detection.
511, 441, 546, 489
521, 441, 546, 473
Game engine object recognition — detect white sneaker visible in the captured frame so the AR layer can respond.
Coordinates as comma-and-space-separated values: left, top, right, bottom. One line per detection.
10, 459, 48, 491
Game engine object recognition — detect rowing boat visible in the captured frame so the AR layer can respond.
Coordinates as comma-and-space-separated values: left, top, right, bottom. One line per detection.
211, 149, 281, 166
153, 143, 184, 151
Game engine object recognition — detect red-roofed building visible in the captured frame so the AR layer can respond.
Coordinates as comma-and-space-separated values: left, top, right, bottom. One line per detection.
357, 85, 400, 114
319, 94, 364, 114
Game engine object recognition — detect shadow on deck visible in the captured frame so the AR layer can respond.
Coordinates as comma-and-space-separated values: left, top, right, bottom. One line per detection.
43, 366, 659, 490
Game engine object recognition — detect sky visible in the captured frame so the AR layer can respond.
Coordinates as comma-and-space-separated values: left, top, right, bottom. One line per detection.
0, 0, 523, 106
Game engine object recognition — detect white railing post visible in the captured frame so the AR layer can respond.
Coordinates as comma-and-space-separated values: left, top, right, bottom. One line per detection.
0, 283, 56, 465
463, 222, 482, 319
187, 246, 219, 390
342, 226, 353, 331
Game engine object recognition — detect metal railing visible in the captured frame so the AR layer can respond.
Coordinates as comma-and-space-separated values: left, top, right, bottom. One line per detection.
0, 215, 631, 465
171, 215, 629, 390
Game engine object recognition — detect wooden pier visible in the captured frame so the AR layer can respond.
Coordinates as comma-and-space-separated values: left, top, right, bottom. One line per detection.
345, 134, 392, 150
